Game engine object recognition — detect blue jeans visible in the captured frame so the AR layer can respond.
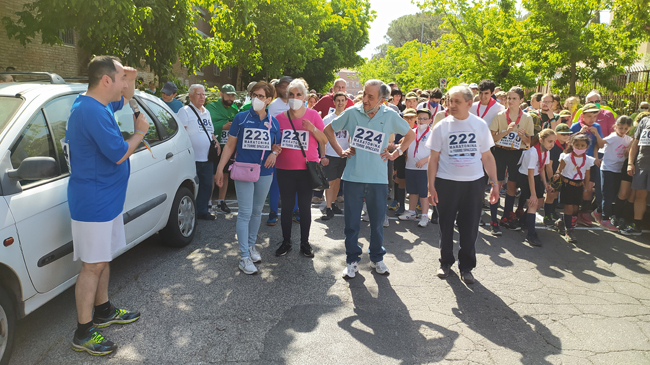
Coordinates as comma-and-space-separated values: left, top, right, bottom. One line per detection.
235, 175, 274, 257
196, 161, 214, 216
601, 170, 622, 220
343, 181, 387, 264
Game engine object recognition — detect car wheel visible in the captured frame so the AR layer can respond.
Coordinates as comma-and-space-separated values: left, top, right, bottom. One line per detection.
0, 287, 16, 365
161, 187, 196, 247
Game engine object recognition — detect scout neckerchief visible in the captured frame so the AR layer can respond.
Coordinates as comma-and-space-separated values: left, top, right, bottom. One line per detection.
477, 97, 497, 119
413, 125, 430, 157
571, 152, 586, 179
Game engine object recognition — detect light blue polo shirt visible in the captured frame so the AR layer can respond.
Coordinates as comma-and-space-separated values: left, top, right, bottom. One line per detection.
330, 104, 410, 184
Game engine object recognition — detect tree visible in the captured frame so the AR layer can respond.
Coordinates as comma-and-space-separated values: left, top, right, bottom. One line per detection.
286, 0, 375, 92
522, 0, 643, 93
610, 0, 650, 41
385, 12, 445, 48
2, 0, 211, 78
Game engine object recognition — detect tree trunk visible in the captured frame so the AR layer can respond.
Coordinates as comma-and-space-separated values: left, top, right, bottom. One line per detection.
236, 66, 243, 91
569, 61, 577, 95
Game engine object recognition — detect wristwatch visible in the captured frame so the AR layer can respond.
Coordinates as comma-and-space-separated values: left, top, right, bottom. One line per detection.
272, 151, 278, 155
397, 147, 403, 156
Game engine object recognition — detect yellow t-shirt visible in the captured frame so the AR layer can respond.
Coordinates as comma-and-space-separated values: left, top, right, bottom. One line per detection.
489, 110, 535, 150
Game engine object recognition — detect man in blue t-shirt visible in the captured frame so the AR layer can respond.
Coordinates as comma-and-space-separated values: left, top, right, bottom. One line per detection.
324, 79, 415, 278
570, 103, 604, 227
65, 56, 149, 356
160, 81, 183, 113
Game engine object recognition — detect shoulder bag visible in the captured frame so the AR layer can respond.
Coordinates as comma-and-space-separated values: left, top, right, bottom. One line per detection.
229, 113, 273, 182
286, 112, 330, 191
189, 105, 220, 164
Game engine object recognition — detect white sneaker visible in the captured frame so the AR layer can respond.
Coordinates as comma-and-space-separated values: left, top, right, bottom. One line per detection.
249, 246, 261, 263
370, 260, 390, 274
418, 214, 429, 227
383, 215, 390, 227
398, 211, 417, 221
239, 257, 258, 275
361, 211, 370, 222
342, 262, 359, 278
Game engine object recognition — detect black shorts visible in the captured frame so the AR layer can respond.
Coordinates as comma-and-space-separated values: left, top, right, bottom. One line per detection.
394, 155, 406, 179
621, 159, 633, 182
518, 173, 545, 200
559, 178, 584, 206
323, 156, 347, 181
214, 147, 234, 174
589, 164, 599, 183
493, 147, 523, 182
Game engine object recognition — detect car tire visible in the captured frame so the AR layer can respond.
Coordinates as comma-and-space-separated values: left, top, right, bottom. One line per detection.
0, 287, 16, 365
161, 187, 196, 247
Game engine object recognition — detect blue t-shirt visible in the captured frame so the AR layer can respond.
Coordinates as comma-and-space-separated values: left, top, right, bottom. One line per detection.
66, 95, 129, 222
161, 97, 183, 113
570, 122, 603, 157
229, 110, 281, 176
330, 104, 411, 184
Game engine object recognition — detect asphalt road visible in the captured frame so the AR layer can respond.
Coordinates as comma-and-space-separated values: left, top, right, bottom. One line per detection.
8, 201, 650, 364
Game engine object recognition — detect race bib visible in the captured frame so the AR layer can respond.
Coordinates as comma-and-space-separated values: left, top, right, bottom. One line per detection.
221, 130, 229, 144
335, 130, 348, 140
241, 128, 271, 150
281, 129, 309, 150
350, 126, 385, 154
640, 129, 650, 146
496, 131, 521, 149
448, 131, 478, 166
60, 137, 71, 173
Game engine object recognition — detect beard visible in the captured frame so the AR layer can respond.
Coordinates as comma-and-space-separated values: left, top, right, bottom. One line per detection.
222, 99, 234, 107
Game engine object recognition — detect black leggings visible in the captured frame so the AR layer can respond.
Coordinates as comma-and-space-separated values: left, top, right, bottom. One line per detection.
276, 169, 313, 244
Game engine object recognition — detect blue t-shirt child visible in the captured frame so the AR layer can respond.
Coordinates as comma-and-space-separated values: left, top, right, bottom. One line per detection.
229, 110, 281, 176
66, 95, 130, 222
161, 97, 183, 113
570, 121, 603, 157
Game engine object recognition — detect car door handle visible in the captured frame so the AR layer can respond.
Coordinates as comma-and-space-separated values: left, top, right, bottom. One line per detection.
166, 152, 173, 160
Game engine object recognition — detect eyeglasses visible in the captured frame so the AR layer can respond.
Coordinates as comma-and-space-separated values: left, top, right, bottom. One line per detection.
252, 93, 266, 99
417, 118, 430, 121
641, 106, 649, 110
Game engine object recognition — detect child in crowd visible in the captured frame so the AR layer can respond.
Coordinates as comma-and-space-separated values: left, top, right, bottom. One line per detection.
388, 108, 417, 214
544, 123, 572, 227
399, 109, 433, 227
599, 116, 633, 231
553, 134, 595, 243
489, 86, 534, 235
518, 129, 556, 246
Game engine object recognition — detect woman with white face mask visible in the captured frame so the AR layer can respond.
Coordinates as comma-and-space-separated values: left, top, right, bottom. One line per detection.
273, 78, 328, 258
216, 81, 282, 275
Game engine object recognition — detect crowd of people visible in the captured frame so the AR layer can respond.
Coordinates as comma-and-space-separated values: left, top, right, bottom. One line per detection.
60, 55, 649, 355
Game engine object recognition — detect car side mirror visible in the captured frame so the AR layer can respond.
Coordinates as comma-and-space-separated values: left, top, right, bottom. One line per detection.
7, 157, 59, 180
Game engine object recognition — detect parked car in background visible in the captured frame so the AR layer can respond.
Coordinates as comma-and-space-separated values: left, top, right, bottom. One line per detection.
0, 73, 198, 365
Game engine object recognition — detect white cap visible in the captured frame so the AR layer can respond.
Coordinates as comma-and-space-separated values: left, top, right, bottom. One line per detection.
469, 83, 479, 89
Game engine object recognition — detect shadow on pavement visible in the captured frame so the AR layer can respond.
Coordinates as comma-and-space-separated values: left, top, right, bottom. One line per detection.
447, 273, 562, 364
338, 274, 458, 363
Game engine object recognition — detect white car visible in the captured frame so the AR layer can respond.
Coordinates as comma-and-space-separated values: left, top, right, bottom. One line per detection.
0, 73, 198, 365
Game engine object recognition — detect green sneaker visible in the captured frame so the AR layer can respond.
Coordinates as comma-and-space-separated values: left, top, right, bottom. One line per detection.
93, 307, 140, 328
72, 328, 117, 356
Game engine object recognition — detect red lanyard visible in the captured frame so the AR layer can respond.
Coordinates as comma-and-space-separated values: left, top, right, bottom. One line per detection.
506, 108, 523, 125
477, 98, 496, 119
413, 127, 429, 157
570, 152, 586, 179
535, 145, 547, 171
555, 140, 565, 151
444, 109, 449, 117
429, 102, 440, 116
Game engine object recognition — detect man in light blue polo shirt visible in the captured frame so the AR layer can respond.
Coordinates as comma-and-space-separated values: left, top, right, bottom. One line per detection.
324, 79, 415, 278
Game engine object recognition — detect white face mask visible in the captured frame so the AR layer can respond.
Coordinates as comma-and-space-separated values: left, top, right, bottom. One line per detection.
289, 98, 303, 110
252, 97, 266, 112
418, 123, 429, 131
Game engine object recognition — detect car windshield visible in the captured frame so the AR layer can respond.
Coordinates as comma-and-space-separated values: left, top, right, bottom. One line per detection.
0, 97, 24, 134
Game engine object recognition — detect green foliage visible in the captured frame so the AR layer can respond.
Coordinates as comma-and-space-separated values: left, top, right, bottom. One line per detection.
2, 0, 212, 78
371, 12, 445, 59
609, 0, 650, 41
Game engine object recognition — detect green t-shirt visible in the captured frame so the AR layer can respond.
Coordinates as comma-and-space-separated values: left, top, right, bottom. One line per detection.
206, 98, 239, 144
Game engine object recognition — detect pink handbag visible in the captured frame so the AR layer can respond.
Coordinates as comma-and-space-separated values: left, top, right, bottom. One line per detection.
229, 114, 272, 182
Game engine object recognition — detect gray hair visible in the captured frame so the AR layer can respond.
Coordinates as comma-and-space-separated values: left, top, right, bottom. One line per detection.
586, 90, 601, 102
287, 78, 308, 97
0, 74, 13, 82
188, 84, 205, 95
333, 78, 347, 87
448, 85, 474, 102
364, 79, 391, 100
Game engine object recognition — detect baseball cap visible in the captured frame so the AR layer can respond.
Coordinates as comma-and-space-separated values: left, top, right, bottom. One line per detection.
160, 81, 178, 95
417, 108, 432, 118
247, 81, 257, 93
403, 108, 417, 116
275, 76, 292, 86
555, 123, 572, 134
405, 92, 418, 100
221, 84, 237, 95
558, 109, 572, 117
583, 103, 600, 113
469, 83, 479, 89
